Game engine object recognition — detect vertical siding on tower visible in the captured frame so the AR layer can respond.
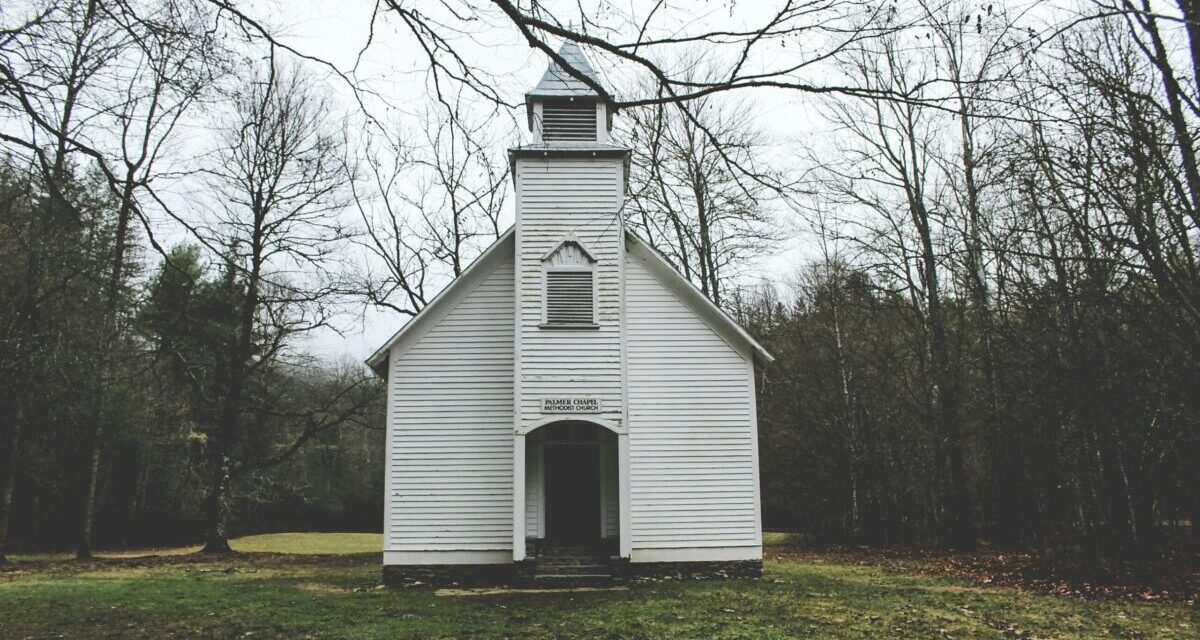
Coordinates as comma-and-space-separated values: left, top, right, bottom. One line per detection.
386, 256, 515, 552
625, 253, 761, 552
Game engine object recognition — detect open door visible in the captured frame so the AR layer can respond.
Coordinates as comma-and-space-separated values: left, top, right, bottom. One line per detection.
544, 441, 601, 542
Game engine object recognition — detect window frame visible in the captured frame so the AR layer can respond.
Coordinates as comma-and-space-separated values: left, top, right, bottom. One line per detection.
540, 241, 599, 329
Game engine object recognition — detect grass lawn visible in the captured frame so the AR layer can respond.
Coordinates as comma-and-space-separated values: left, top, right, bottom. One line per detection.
0, 534, 1195, 639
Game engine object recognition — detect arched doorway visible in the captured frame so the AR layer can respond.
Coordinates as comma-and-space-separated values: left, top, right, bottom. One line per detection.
526, 421, 618, 548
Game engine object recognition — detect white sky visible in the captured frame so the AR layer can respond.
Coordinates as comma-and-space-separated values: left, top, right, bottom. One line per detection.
231, 1, 832, 363
5, 1, 1153, 364
244, 0, 1188, 364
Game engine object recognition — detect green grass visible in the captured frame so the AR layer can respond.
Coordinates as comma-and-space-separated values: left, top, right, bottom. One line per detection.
6, 532, 383, 562
228, 532, 382, 554
0, 534, 1195, 639
761, 531, 815, 547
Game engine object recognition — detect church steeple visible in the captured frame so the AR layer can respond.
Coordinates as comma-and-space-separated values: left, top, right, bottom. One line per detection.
525, 42, 612, 145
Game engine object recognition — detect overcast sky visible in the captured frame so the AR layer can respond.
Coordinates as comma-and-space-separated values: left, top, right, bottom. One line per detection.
202, 1, 837, 364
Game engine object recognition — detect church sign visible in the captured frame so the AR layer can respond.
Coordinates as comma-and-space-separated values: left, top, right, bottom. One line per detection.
541, 397, 602, 414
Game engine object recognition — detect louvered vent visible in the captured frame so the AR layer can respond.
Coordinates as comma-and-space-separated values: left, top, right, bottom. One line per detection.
542, 100, 597, 142
545, 271, 594, 324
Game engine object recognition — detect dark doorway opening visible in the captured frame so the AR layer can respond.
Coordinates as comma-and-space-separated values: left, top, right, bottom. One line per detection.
544, 441, 601, 542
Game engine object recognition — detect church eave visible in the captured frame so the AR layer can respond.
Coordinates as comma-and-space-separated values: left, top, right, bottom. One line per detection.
509, 144, 630, 161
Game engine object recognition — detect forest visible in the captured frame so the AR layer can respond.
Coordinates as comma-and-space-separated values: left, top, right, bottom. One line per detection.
1, 0, 1198, 567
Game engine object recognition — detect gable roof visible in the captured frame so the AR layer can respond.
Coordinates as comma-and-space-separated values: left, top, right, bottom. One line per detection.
364, 228, 774, 378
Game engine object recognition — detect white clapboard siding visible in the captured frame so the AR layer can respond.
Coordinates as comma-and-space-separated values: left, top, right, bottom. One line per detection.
525, 440, 543, 538
625, 253, 760, 551
386, 255, 515, 552
602, 441, 619, 538
515, 157, 625, 426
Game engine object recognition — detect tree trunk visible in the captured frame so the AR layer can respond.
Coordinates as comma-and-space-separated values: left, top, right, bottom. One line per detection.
201, 201, 265, 552
916, 201, 973, 550
829, 269, 860, 540
1126, 467, 1158, 560
201, 452, 233, 554
75, 424, 101, 559
1177, 0, 1200, 92
957, 98, 1016, 549
0, 414, 20, 564
77, 180, 135, 559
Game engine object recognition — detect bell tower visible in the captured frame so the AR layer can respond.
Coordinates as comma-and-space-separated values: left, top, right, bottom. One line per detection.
524, 42, 612, 145
510, 42, 632, 560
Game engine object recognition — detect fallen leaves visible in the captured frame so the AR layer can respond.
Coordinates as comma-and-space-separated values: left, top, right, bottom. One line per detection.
766, 545, 1199, 605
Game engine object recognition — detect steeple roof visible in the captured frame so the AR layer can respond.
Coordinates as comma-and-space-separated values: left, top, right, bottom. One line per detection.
527, 42, 605, 99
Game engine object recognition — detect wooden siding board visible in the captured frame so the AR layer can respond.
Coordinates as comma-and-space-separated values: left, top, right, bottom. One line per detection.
603, 441, 619, 537
625, 253, 761, 551
525, 440, 542, 538
515, 157, 626, 428
386, 254, 515, 553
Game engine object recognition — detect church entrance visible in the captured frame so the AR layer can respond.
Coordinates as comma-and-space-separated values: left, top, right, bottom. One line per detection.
544, 439, 601, 542
526, 421, 617, 578
528, 421, 617, 547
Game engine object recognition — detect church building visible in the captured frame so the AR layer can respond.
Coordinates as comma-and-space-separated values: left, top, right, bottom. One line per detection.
367, 43, 773, 584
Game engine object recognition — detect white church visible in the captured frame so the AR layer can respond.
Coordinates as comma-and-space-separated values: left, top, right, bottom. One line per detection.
367, 43, 773, 584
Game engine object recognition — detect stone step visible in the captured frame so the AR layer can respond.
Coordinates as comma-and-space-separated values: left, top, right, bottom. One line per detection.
535, 567, 608, 576
530, 574, 616, 588
535, 548, 605, 557
535, 563, 607, 571
526, 542, 618, 585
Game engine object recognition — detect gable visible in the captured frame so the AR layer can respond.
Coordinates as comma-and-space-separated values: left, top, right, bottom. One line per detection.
365, 228, 772, 377
541, 239, 596, 267
623, 233, 773, 366
366, 230, 514, 377
624, 245, 762, 552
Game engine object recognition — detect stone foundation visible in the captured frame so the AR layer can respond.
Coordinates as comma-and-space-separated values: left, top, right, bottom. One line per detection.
614, 559, 762, 580
382, 563, 521, 587
383, 559, 761, 587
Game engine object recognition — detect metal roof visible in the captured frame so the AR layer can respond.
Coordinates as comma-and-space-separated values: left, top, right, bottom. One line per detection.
526, 42, 605, 99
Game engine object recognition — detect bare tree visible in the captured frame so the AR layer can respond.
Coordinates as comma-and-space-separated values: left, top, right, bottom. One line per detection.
75, 0, 222, 559
918, 0, 1028, 549
817, 26, 975, 549
999, 9, 1200, 556
350, 97, 509, 317
197, 62, 354, 553
623, 61, 778, 307
0, 0, 127, 563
